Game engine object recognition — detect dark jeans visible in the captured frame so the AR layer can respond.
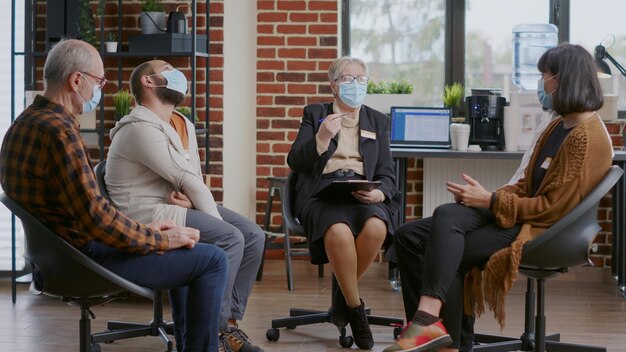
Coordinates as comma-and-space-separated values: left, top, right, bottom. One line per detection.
81, 240, 228, 352
394, 203, 521, 350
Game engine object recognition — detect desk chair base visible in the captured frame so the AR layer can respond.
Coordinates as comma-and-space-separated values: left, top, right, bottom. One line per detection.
267, 278, 403, 348
72, 290, 174, 352
473, 277, 606, 352
266, 307, 404, 348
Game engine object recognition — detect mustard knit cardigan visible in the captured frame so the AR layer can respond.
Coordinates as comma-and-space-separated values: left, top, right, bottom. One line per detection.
464, 114, 613, 327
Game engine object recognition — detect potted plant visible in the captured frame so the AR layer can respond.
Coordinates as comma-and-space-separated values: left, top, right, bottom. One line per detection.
443, 82, 465, 119
364, 79, 415, 114
112, 89, 133, 120
140, 0, 166, 35
105, 31, 118, 52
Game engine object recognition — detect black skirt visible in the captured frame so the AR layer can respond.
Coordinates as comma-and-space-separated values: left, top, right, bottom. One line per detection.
300, 175, 395, 265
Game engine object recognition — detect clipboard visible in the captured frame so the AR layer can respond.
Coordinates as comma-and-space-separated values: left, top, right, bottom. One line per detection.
315, 180, 382, 200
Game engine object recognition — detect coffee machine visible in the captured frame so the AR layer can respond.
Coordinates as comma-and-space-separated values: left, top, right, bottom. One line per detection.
466, 95, 506, 151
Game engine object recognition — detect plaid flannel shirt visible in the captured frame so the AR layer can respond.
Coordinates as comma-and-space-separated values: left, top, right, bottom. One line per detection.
0, 95, 168, 254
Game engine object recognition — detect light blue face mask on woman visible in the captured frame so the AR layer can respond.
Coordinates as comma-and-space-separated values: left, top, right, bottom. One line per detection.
536, 74, 558, 110
339, 80, 367, 108
152, 69, 188, 95
77, 74, 102, 113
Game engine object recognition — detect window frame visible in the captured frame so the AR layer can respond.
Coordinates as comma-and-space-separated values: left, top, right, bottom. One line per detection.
341, 1, 626, 115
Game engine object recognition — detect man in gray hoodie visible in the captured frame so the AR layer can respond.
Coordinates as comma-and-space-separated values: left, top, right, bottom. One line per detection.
105, 60, 265, 352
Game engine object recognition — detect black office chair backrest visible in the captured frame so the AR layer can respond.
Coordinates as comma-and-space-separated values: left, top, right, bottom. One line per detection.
0, 193, 152, 300
281, 171, 305, 235
93, 160, 110, 201
520, 165, 623, 271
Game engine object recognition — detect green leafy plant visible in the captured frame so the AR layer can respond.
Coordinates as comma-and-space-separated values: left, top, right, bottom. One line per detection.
112, 90, 133, 118
77, 0, 97, 47
175, 106, 196, 122
142, 0, 164, 12
106, 31, 117, 42
443, 82, 465, 107
76, 0, 106, 48
367, 79, 413, 94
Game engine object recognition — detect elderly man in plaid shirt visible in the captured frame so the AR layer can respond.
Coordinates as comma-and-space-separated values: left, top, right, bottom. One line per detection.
0, 39, 227, 352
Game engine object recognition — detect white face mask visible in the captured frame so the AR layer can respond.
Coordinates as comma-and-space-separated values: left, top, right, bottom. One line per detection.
149, 69, 188, 95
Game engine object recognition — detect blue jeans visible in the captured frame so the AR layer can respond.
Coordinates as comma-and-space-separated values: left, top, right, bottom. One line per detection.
82, 241, 228, 352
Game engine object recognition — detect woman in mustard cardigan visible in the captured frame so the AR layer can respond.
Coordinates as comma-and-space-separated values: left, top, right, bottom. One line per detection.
384, 43, 613, 352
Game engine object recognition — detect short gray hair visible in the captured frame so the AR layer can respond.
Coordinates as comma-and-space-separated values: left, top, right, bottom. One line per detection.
44, 39, 99, 90
328, 56, 368, 81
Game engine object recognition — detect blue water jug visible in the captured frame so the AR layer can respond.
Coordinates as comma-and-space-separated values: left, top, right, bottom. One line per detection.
512, 24, 558, 90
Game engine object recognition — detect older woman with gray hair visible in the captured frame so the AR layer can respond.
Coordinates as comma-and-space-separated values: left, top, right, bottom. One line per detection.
287, 56, 400, 349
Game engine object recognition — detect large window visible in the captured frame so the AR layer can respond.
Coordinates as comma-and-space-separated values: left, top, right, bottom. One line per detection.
348, 0, 446, 106
344, 0, 626, 115
465, 0, 549, 96
571, 0, 626, 111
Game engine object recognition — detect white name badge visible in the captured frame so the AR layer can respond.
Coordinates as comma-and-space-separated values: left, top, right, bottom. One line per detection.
361, 130, 376, 140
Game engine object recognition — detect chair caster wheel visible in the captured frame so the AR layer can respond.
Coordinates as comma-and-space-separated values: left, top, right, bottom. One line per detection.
266, 328, 280, 341
390, 280, 401, 292
393, 326, 403, 339
339, 335, 354, 348
90, 343, 102, 352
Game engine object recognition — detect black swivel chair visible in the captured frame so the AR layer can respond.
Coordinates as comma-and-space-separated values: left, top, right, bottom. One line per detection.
473, 165, 623, 352
92, 160, 175, 350
0, 192, 175, 352
266, 171, 404, 348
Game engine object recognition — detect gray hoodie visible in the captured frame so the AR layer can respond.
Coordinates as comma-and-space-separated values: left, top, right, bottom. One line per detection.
106, 105, 221, 227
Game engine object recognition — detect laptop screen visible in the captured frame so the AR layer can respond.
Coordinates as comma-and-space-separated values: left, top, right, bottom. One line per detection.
390, 107, 452, 148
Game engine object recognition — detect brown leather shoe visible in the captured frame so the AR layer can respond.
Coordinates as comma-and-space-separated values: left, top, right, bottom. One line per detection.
347, 299, 374, 350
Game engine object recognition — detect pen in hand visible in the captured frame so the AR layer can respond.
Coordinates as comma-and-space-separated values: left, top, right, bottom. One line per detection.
319, 113, 352, 123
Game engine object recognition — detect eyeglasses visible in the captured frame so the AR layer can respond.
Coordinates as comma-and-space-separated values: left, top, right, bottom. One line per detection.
81, 72, 108, 89
335, 75, 369, 85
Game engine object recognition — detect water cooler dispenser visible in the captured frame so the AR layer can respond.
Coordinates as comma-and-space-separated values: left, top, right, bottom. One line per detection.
507, 23, 558, 150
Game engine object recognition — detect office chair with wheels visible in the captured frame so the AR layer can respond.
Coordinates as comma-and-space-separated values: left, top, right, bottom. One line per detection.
93, 160, 175, 350
473, 165, 623, 352
0, 192, 175, 352
266, 171, 404, 348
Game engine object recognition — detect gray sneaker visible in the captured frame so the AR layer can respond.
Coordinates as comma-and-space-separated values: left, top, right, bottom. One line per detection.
218, 333, 235, 352
221, 326, 264, 352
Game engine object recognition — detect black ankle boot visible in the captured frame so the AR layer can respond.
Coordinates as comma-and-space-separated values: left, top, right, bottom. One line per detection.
347, 299, 373, 350
329, 278, 348, 327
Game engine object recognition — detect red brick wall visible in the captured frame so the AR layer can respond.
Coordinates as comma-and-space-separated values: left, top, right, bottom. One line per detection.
255, 0, 339, 228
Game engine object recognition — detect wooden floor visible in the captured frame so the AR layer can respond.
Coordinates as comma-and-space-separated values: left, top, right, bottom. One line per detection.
1, 260, 626, 351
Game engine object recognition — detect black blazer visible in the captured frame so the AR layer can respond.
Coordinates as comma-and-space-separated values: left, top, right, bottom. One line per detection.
287, 103, 400, 217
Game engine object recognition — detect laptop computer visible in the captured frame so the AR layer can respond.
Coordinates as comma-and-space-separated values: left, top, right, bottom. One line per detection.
390, 106, 452, 149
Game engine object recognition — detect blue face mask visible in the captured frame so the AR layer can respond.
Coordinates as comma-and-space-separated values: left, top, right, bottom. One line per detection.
536, 75, 557, 110
154, 69, 188, 95
338, 80, 367, 108
77, 74, 102, 113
